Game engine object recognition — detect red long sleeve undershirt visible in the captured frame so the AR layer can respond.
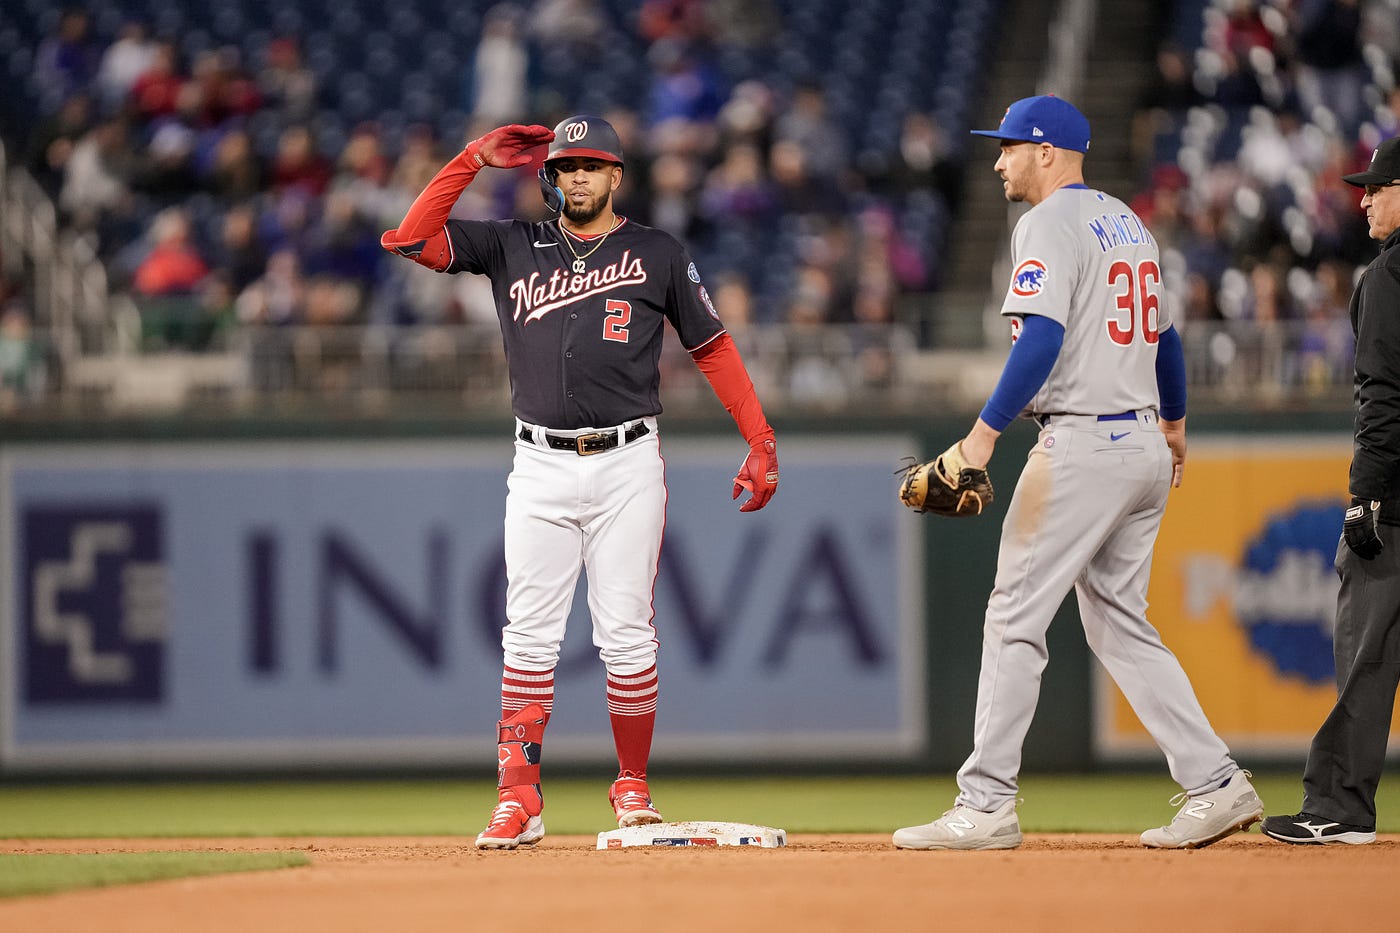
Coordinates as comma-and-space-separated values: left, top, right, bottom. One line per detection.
691, 333, 772, 446
379, 146, 486, 271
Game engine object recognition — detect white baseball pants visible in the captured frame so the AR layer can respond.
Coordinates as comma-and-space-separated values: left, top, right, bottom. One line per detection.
501, 417, 664, 676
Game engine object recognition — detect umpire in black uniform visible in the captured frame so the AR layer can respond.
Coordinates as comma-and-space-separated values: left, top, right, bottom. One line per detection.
1263, 136, 1400, 846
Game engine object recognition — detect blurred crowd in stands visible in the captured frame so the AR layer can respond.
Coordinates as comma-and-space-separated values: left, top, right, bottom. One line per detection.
1, 0, 1398, 410
8, 0, 959, 360
1133, 0, 1399, 389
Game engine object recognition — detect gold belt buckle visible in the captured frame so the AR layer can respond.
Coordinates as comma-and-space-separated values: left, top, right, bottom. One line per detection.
575, 432, 606, 456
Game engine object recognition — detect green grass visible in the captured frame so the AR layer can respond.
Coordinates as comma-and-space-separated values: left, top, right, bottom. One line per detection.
0, 773, 1394, 838
0, 851, 309, 898
3, 774, 1394, 900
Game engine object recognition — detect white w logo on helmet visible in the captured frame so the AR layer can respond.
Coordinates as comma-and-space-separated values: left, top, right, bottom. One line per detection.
565, 121, 589, 142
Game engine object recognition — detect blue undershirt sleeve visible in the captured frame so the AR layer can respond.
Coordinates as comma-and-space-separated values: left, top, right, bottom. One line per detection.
978, 314, 1065, 431
1155, 325, 1186, 421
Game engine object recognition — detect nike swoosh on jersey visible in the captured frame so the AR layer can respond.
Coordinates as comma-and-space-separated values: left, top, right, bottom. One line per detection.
533, 240, 558, 248
1110, 431, 1132, 441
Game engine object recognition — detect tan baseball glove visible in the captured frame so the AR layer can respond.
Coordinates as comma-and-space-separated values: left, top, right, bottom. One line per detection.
897, 441, 994, 517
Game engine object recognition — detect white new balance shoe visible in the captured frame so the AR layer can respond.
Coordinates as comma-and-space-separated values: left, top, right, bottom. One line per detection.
893, 798, 1022, 850
1140, 769, 1263, 849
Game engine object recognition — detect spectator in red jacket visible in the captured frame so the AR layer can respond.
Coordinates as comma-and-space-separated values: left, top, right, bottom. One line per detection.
133, 207, 209, 296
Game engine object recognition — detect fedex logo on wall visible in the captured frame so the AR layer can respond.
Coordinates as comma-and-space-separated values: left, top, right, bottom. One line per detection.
22, 505, 168, 703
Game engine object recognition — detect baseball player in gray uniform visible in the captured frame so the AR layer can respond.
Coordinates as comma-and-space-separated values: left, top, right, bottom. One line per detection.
892, 96, 1262, 850
381, 117, 779, 849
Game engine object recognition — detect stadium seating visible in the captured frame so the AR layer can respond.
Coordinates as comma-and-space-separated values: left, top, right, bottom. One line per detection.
0, 0, 1004, 343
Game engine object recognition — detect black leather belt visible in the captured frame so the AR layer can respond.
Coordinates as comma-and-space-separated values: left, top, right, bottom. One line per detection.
518, 421, 650, 456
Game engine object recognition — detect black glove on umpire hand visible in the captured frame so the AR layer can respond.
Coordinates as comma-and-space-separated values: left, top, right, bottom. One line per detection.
1344, 496, 1384, 560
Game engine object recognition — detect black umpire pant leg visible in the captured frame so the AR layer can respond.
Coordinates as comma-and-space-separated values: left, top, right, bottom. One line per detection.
1302, 525, 1400, 828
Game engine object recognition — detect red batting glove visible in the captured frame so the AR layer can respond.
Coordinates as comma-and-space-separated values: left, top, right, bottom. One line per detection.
733, 434, 778, 512
466, 124, 555, 169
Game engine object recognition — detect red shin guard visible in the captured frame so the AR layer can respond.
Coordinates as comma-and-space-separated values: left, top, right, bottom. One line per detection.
496, 702, 546, 815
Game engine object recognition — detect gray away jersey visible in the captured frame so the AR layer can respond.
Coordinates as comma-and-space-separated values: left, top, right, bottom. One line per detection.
1001, 186, 1173, 416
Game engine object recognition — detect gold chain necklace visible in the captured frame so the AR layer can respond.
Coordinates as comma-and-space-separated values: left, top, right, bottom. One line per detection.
560, 218, 620, 273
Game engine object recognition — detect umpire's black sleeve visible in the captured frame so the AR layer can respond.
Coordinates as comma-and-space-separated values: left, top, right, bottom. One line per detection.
1350, 248, 1400, 501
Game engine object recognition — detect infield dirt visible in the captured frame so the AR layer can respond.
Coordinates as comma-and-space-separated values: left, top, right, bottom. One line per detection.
2, 834, 1397, 931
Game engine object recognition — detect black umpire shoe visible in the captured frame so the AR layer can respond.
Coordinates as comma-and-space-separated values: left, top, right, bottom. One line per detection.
1261, 812, 1376, 845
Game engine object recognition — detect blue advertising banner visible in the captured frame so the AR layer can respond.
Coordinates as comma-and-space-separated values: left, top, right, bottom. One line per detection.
1, 437, 922, 772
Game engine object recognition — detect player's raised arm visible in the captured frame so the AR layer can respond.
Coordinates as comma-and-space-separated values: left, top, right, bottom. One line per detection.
380, 124, 553, 270
690, 333, 778, 512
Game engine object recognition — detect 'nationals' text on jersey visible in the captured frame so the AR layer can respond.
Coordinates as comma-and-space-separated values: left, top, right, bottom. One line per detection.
441, 217, 724, 429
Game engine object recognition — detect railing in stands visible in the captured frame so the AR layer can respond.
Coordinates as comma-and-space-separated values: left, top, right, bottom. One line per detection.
10, 317, 1353, 418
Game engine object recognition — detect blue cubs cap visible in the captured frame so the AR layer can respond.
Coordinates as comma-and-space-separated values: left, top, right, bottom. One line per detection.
971, 95, 1091, 152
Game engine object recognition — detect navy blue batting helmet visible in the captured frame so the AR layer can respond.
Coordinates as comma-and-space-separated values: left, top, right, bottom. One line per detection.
538, 115, 623, 212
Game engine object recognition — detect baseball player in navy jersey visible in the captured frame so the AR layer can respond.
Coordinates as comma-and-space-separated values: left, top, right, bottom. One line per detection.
381, 116, 779, 849
892, 96, 1262, 851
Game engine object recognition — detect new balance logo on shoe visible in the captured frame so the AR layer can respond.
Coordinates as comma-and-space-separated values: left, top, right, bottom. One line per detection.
1140, 770, 1263, 849
1180, 798, 1214, 820
892, 799, 1022, 850
945, 814, 977, 837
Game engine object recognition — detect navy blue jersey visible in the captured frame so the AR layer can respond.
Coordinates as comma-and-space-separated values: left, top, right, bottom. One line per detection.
444, 216, 726, 428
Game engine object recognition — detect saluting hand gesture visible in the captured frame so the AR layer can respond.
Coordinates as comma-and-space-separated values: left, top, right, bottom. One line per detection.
467, 125, 555, 169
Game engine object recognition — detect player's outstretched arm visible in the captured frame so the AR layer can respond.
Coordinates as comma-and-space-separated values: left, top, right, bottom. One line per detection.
380, 124, 554, 270
691, 333, 778, 512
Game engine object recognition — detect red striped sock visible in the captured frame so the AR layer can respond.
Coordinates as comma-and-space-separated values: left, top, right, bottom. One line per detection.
501, 666, 555, 725
607, 664, 658, 776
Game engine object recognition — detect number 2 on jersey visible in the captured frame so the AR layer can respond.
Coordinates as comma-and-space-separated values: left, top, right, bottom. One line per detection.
1106, 259, 1160, 345
603, 299, 631, 343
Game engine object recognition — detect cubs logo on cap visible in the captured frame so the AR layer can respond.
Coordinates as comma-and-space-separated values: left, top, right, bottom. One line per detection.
972, 95, 1091, 153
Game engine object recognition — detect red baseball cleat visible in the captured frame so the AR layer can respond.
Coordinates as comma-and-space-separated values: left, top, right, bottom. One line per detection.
475, 788, 545, 849
609, 774, 662, 827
